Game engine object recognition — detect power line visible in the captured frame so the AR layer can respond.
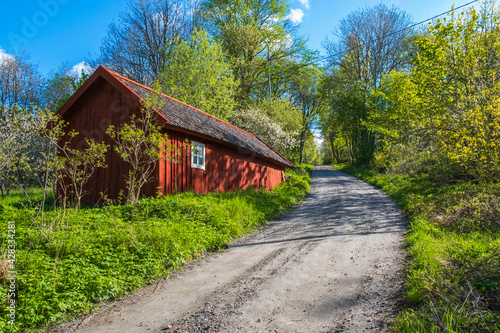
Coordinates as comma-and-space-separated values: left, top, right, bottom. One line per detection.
318, 0, 479, 65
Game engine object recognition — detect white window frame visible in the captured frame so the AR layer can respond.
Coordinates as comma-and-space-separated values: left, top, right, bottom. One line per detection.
191, 141, 206, 170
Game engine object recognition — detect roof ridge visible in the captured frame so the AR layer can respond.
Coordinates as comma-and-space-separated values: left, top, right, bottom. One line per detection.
109, 71, 262, 140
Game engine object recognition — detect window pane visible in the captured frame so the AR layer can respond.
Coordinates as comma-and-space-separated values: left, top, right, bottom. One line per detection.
191, 142, 205, 169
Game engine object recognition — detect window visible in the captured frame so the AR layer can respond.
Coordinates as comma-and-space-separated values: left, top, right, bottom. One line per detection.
191, 141, 205, 170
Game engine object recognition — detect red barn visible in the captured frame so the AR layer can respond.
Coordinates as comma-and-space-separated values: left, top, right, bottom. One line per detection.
56, 66, 294, 203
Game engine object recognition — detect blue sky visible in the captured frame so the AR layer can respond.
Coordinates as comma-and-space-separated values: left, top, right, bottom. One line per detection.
0, 0, 478, 75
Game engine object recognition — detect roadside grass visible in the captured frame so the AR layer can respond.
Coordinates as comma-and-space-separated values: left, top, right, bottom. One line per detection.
0, 169, 310, 332
334, 163, 500, 332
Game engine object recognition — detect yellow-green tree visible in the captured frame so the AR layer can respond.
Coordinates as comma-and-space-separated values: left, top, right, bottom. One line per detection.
159, 29, 236, 121
411, 2, 500, 179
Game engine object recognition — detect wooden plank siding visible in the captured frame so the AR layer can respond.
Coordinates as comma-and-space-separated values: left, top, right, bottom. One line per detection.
62, 79, 143, 203
155, 133, 286, 196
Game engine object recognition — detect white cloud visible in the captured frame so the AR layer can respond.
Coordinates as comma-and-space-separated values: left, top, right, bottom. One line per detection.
298, 0, 310, 10
71, 61, 92, 77
0, 48, 14, 63
287, 8, 304, 24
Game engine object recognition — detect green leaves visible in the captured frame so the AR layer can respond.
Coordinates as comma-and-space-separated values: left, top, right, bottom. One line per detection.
160, 29, 236, 120
201, 0, 306, 106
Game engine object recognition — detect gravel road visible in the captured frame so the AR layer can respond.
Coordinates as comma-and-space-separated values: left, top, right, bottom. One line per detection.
68, 165, 407, 333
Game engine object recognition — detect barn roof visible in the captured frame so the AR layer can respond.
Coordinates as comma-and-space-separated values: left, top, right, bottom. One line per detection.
57, 66, 294, 169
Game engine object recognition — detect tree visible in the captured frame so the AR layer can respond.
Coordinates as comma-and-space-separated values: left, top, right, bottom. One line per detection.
106, 84, 180, 204
159, 28, 236, 120
231, 106, 296, 153
97, 0, 199, 85
324, 4, 413, 89
54, 128, 109, 211
0, 52, 44, 113
0, 106, 40, 196
43, 63, 90, 112
289, 64, 325, 164
201, 0, 306, 106
323, 73, 370, 164
408, 2, 500, 179
322, 4, 414, 164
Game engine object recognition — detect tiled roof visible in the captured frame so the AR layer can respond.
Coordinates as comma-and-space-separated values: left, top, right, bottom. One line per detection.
111, 71, 294, 168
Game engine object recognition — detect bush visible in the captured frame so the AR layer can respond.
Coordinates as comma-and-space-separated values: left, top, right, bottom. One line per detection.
290, 163, 314, 178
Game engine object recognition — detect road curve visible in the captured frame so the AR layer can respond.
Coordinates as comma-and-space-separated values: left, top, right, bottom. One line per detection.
72, 165, 407, 333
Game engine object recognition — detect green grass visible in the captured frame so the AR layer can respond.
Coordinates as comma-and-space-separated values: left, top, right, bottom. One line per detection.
334, 163, 500, 332
0, 189, 55, 210
0, 170, 310, 332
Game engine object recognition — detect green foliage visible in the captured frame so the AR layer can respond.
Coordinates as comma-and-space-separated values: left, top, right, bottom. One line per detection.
322, 4, 414, 166
289, 64, 325, 164
106, 85, 178, 205
159, 29, 236, 120
45, 68, 90, 113
0, 173, 309, 331
322, 75, 374, 165
412, 5, 500, 181
336, 163, 500, 332
367, 2, 500, 181
290, 164, 313, 178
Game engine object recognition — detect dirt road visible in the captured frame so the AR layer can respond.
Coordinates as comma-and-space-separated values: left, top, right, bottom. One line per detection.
72, 166, 406, 333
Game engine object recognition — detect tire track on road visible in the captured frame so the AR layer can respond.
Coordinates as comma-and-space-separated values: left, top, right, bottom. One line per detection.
71, 166, 406, 333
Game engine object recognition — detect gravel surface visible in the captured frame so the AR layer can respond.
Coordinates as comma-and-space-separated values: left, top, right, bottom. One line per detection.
59, 165, 407, 333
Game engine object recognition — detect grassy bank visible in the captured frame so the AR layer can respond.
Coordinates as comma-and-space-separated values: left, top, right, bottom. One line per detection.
335, 163, 500, 332
0, 169, 311, 332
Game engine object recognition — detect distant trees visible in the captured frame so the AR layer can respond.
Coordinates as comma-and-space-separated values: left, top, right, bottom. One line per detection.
324, 4, 413, 88
0, 53, 44, 113
0, 107, 46, 196
288, 63, 325, 164
0, 51, 94, 200
322, 4, 414, 165
43, 63, 90, 112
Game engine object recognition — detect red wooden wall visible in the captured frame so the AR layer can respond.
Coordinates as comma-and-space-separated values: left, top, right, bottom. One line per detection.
61, 79, 286, 204
61, 78, 151, 203
155, 130, 286, 196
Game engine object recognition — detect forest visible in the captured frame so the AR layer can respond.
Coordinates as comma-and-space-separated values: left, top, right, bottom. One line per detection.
1, 0, 499, 331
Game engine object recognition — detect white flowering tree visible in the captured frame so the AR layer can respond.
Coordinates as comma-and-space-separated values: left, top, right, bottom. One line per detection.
231, 106, 297, 153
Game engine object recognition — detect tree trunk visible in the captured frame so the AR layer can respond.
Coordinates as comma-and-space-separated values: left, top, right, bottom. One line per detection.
299, 129, 307, 164
329, 136, 341, 163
